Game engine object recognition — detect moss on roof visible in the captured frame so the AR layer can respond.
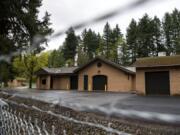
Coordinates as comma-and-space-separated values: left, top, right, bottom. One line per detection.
134, 55, 180, 67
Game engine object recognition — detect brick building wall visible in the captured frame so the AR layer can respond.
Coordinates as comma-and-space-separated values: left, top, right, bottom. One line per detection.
78, 60, 135, 92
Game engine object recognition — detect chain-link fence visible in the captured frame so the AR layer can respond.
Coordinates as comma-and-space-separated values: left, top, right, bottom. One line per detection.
0, 104, 56, 135
0, 97, 130, 135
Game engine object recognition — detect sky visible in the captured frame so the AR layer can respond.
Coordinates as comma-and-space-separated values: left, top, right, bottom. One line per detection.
39, 0, 180, 50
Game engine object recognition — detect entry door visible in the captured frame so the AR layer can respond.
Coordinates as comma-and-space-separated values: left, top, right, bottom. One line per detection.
93, 75, 107, 91
145, 71, 170, 95
84, 75, 88, 90
50, 76, 53, 89
70, 75, 78, 90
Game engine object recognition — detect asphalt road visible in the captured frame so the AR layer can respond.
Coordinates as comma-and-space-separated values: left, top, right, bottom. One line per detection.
1, 88, 180, 124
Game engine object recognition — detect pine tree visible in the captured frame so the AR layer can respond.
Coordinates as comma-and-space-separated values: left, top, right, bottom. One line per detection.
63, 27, 78, 65
151, 16, 164, 56
171, 9, 180, 54
138, 14, 154, 57
110, 24, 123, 63
119, 42, 130, 65
48, 47, 65, 68
0, 0, 53, 87
96, 33, 104, 56
103, 22, 112, 59
82, 29, 99, 59
126, 19, 139, 63
163, 13, 174, 55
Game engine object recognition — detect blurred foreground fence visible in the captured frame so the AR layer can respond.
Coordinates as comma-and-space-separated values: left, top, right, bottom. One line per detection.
0, 105, 56, 135
0, 96, 130, 135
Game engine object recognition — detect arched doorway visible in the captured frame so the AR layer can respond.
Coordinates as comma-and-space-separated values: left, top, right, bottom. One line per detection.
93, 75, 107, 91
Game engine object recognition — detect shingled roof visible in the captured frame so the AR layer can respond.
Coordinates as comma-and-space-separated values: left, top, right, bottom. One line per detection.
134, 55, 180, 68
36, 67, 78, 75
74, 57, 135, 75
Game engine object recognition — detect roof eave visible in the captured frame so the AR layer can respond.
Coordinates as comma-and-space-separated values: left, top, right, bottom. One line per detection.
136, 64, 180, 68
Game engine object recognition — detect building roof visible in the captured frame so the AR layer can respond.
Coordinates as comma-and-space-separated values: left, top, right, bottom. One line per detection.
36, 67, 78, 75
134, 55, 180, 68
74, 57, 135, 75
36, 57, 135, 76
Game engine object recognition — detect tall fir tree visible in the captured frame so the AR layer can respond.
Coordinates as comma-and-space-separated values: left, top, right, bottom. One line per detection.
126, 19, 139, 63
138, 14, 154, 57
63, 27, 78, 65
163, 13, 174, 55
82, 29, 99, 59
110, 24, 123, 63
171, 9, 180, 54
151, 16, 164, 56
103, 22, 112, 59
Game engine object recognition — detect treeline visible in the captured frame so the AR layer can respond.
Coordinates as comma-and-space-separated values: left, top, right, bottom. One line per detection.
49, 8, 180, 67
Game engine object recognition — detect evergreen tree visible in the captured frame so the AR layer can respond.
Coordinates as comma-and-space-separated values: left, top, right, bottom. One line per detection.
171, 9, 180, 54
163, 13, 174, 55
0, 0, 53, 86
110, 24, 123, 63
77, 43, 89, 66
138, 14, 154, 57
119, 42, 130, 65
103, 22, 112, 58
63, 27, 78, 65
82, 29, 99, 59
48, 47, 65, 68
96, 33, 104, 56
151, 16, 164, 56
126, 19, 139, 63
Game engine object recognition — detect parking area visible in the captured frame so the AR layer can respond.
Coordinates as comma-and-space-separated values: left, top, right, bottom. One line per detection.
1, 88, 180, 124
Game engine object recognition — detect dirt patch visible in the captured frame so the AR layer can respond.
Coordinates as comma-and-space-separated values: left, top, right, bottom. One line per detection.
0, 91, 180, 135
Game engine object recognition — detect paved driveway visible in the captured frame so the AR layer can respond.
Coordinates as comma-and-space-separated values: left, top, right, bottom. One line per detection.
1, 89, 180, 124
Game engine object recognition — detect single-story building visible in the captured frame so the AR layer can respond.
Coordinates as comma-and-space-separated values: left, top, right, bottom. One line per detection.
134, 55, 180, 96
36, 57, 136, 92
36, 67, 78, 90
8, 77, 27, 88
36, 55, 180, 96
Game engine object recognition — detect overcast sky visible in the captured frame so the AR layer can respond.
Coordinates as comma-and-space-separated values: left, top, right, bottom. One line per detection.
39, 0, 180, 50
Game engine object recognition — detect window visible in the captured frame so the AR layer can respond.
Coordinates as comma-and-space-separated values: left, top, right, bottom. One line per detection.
97, 62, 102, 67
42, 79, 46, 85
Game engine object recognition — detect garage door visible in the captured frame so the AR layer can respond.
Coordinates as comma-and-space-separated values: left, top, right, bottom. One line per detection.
93, 75, 107, 91
145, 71, 170, 95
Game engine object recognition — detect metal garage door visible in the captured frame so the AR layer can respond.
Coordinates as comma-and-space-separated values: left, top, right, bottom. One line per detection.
93, 75, 107, 91
145, 71, 170, 95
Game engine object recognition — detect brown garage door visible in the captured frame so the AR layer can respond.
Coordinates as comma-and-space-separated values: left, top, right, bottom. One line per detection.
145, 71, 170, 95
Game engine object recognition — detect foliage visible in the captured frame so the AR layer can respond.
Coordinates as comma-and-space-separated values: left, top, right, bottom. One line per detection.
126, 19, 139, 63
13, 52, 49, 88
63, 27, 78, 65
48, 47, 65, 68
103, 22, 112, 59
0, 0, 53, 85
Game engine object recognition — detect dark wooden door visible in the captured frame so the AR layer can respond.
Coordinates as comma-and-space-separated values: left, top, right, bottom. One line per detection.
93, 75, 107, 91
145, 71, 170, 95
50, 76, 53, 89
84, 75, 88, 90
70, 75, 78, 90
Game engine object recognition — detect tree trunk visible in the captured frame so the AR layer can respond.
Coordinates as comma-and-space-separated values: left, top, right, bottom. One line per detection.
29, 75, 32, 89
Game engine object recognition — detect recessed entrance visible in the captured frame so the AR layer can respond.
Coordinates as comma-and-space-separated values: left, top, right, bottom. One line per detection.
70, 75, 78, 90
93, 75, 107, 91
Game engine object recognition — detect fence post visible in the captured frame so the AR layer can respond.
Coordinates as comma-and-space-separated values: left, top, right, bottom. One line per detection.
51, 125, 55, 135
